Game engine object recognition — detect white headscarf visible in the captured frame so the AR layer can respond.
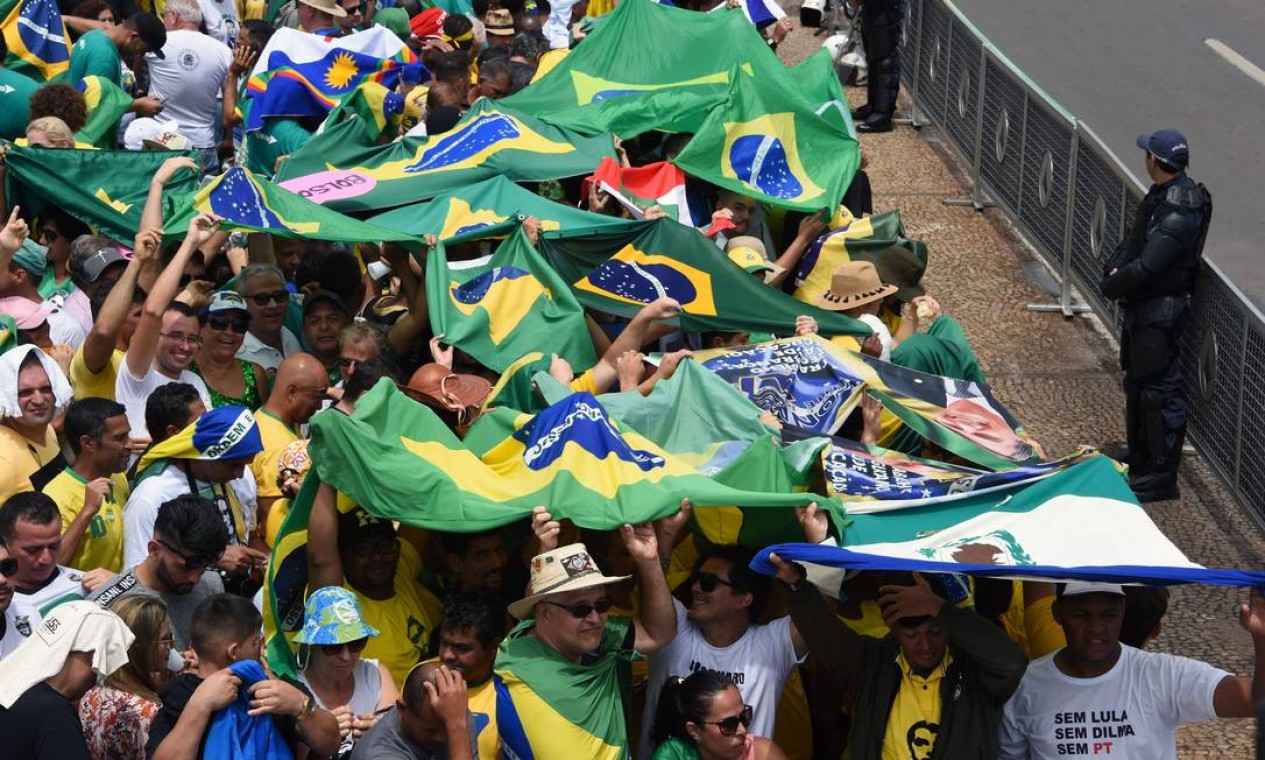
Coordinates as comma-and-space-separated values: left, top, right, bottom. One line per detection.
0, 344, 73, 419
0, 601, 135, 708
857, 313, 893, 361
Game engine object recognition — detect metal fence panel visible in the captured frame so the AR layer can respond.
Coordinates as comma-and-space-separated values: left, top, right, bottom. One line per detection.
900, 0, 922, 92
916, 0, 951, 125
1015, 100, 1072, 268
942, 19, 981, 158
977, 53, 1026, 215
1067, 135, 1128, 322
1180, 274, 1244, 488
1237, 327, 1265, 510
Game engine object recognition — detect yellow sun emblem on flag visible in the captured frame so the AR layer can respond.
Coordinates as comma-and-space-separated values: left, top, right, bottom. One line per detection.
324, 53, 359, 90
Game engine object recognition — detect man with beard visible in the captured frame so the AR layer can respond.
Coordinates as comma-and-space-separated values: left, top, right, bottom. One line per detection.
638, 543, 808, 758
90, 495, 229, 651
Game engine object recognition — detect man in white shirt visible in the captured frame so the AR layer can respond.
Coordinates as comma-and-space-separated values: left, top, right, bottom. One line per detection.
999, 582, 1265, 759
639, 543, 807, 757
0, 493, 86, 641
149, 0, 232, 175
116, 223, 213, 442
0, 541, 27, 658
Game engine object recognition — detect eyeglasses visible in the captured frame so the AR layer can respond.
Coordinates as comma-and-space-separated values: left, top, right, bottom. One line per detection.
319, 637, 369, 656
161, 332, 203, 346
243, 290, 288, 307
207, 314, 250, 333
0, 557, 17, 577
701, 705, 753, 736
157, 634, 175, 648
694, 572, 736, 593
542, 597, 614, 619
40, 228, 60, 242
157, 539, 223, 571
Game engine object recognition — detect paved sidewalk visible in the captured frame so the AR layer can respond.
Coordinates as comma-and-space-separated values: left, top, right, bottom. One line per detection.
777, 19, 1265, 758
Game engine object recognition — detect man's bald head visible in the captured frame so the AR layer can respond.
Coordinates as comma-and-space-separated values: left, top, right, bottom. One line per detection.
267, 353, 330, 424
402, 661, 446, 712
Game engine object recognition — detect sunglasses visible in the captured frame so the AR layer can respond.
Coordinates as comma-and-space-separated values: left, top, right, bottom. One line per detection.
40, 228, 60, 242
158, 539, 223, 571
694, 572, 736, 593
338, 356, 360, 370
702, 705, 753, 737
207, 313, 250, 333
0, 557, 16, 577
543, 596, 614, 619
244, 290, 288, 307
319, 637, 368, 656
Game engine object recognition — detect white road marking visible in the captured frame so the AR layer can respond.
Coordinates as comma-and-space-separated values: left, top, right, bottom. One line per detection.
1205, 38, 1265, 88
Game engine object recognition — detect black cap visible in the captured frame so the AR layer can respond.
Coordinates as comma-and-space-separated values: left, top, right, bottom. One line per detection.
132, 12, 168, 59
302, 289, 351, 319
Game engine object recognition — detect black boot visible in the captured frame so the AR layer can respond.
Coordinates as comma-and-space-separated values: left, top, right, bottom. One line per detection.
851, 104, 873, 121
1129, 471, 1179, 503
856, 115, 893, 133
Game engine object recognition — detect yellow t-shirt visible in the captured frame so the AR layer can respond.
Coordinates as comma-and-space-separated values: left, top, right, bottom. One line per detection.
0, 423, 60, 502
251, 410, 300, 500
881, 653, 949, 760
352, 539, 443, 687
44, 469, 129, 573
569, 367, 600, 395
70, 346, 124, 401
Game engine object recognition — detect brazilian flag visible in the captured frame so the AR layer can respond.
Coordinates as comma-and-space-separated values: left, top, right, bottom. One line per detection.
0, 0, 69, 81
538, 217, 868, 338
165, 166, 418, 243
672, 67, 859, 212
791, 210, 928, 306
76, 76, 132, 147
427, 226, 597, 374
264, 378, 835, 676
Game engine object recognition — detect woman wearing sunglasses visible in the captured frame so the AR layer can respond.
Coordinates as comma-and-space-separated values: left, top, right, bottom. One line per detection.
651, 670, 787, 760
191, 291, 269, 410
295, 586, 399, 759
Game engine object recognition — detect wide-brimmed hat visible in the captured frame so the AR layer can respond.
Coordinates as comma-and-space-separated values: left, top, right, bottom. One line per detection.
297, 0, 348, 18
400, 363, 492, 420
293, 586, 380, 646
816, 261, 898, 311
484, 8, 515, 35
508, 543, 631, 619
872, 247, 926, 302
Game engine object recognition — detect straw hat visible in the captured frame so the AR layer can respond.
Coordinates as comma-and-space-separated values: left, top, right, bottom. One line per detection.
508, 543, 631, 619
297, 0, 348, 18
484, 8, 514, 35
816, 261, 898, 311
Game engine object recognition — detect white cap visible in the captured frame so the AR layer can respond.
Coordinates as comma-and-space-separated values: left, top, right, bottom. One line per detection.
124, 118, 190, 151
1060, 582, 1126, 597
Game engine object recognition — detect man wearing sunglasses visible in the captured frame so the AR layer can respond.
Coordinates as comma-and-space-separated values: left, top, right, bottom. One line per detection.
639, 543, 808, 759
496, 513, 679, 759
91, 494, 230, 652
235, 264, 303, 380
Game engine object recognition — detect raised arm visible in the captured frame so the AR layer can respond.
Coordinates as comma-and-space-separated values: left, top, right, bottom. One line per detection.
0, 206, 28, 275
140, 157, 200, 233
625, 514, 678, 655
589, 297, 681, 393
82, 229, 156, 373
384, 243, 430, 358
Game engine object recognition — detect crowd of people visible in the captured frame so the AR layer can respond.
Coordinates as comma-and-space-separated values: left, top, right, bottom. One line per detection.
0, 0, 1250, 756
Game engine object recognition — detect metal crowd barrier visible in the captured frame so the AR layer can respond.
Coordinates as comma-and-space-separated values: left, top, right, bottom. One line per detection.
894, 0, 1265, 522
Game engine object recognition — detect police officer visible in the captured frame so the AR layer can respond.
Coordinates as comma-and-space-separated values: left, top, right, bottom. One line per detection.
1101, 129, 1212, 502
850, 0, 903, 133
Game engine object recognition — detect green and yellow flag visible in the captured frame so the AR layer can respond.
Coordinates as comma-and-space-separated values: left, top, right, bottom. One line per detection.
671, 67, 859, 212
538, 218, 869, 337
273, 100, 618, 213
76, 75, 133, 147
791, 210, 928, 305
1, 0, 70, 81
427, 227, 597, 373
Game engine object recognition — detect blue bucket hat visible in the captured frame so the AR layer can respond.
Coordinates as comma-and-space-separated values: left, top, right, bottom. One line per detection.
293, 586, 380, 646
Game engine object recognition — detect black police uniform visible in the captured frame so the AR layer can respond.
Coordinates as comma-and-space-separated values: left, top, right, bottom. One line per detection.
852, 0, 903, 132
1100, 173, 1212, 501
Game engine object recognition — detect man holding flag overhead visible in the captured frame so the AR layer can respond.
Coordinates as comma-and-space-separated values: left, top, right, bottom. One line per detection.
496, 514, 681, 760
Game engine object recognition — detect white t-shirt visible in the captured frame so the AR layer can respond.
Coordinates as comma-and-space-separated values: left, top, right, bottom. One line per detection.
237, 328, 302, 379
199, 0, 239, 47
122, 463, 258, 569
146, 30, 231, 148
999, 645, 1230, 760
10, 566, 85, 639
115, 361, 212, 441
0, 605, 25, 659
639, 598, 803, 757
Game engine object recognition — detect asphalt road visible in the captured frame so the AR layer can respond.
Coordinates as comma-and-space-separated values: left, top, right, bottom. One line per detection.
946, 0, 1265, 306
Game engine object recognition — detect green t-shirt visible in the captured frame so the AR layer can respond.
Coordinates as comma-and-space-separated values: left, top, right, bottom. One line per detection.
246, 118, 313, 179
0, 69, 39, 140
67, 30, 121, 87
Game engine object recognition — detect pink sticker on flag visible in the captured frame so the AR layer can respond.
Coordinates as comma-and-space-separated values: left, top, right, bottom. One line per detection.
278, 171, 377, 203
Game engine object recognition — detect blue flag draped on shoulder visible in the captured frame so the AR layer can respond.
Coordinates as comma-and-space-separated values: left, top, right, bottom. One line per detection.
1, 0, 69, 81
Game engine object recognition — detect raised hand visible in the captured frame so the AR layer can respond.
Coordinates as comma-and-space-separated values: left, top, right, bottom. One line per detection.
424, 665, 468, 728
616, 350, 645, 391
153, 156, 200, 187
0, 206, 28, 253
429, 335, 454, 369
795, 504, 829, 543
531, 506, 560, 553
795, 315, 819, 337
132, 228, 163, 262
877, 572, 945, 626
620, 521, 659, 564
1239, 588, 1265, 639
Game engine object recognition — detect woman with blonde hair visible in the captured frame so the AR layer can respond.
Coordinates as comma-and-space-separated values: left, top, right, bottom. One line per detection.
78, 595, 175, 760
25, 116, 76, 148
